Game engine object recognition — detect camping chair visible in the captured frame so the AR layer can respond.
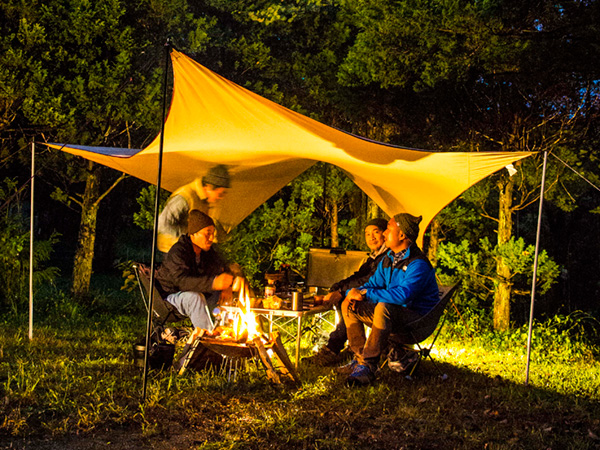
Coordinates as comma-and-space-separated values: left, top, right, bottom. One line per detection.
132, 262, 188, 328
387, 284, 458, 379
132, 262, 191, 370
303, 248, 370, 341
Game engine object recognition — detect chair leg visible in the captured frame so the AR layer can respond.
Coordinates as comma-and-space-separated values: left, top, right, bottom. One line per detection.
422, 350, 448, 380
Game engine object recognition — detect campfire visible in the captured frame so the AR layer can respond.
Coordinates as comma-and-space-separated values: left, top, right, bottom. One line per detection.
193, 279, 300, 384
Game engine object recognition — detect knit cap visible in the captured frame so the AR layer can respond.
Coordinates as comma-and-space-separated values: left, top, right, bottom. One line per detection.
202, 165, 230, 188
187, 210, 215, 235
365, 218, 389, 231
393, 213, 422, 242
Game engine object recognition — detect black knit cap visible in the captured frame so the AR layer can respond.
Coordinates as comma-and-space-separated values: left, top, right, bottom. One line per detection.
187, 209, 215, 235
365, 218, 389, 231
202, 164, 230, 188
393, 213, 422, 241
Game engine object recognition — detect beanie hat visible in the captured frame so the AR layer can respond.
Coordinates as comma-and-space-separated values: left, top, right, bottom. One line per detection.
202, 164, 230, 188
187, 210, 215, 235
366, 218, 389, 232
393, 213, 422, 242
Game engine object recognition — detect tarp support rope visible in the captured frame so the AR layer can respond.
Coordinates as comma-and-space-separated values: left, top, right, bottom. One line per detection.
524, 152, 599, 385
142, 39, 171, 401
550, 152, 600, 193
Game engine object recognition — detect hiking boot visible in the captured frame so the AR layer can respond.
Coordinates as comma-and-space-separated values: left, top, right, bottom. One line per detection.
336, 359, 358, 375
302, 346, 339, 366
346, 364, 376, 387
388, 349, 420, 374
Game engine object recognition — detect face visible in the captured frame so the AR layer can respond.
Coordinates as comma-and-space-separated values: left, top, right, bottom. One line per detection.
364, 225, 385, 252
205, 185, 228, 203
190, 225, 216, 252
383, 218, 407, 252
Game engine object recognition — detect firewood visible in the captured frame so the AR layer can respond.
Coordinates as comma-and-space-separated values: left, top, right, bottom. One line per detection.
178, 337, 203, 375
251, 336, 281, 384
270, 332, 301, 384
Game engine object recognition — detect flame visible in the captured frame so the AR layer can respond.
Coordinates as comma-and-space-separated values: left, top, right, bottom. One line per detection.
235, 280, 260, 341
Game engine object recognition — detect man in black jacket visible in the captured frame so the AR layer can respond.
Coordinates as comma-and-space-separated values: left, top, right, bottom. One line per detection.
303, 218, 389, 366
155, 209, 236, 330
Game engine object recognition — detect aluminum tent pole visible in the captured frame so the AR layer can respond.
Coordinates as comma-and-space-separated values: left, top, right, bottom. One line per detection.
142, 40, 171, 401
29, 142, 35, 341
525, 151, 548, 385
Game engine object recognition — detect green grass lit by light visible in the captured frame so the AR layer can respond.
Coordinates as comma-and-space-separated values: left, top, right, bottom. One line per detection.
1, 304, 599, 449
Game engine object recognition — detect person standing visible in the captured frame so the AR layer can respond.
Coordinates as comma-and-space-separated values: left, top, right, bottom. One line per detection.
157, 165, 230, 253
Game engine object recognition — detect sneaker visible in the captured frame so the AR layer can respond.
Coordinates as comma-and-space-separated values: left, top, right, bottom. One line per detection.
346, 364, 376, 387
336, 359, 358, 375
302, 346, 339, 366
388, 350, 420, 374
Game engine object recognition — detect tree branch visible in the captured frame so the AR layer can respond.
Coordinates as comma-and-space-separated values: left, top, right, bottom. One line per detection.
93, 172, 128, 207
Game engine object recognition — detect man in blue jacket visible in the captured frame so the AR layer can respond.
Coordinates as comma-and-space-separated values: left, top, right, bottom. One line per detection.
340, 213, 439, 386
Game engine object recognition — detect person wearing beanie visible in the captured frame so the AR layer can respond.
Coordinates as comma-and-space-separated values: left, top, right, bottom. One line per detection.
155, 210, 238, 332
157, 165, 231, 253
339, 213, 439, 387
303, 218, 389, 366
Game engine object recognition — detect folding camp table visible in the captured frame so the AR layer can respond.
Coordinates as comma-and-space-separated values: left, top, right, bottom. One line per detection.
219, 301, 334, 368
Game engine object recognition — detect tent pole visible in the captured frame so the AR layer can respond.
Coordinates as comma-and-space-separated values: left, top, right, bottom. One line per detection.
525, 151, 548, 386
29, 142, 35, 341
142, 39, 171, 401
321, 164, 327, 247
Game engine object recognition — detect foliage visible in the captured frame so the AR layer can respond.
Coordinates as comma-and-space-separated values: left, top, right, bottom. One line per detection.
338, 0, 525, 91
0, 178, 60, 315
217, 163, 365, 289
219, 166, 322, 287
436, 236, 560, 324
133, 185, 170, 230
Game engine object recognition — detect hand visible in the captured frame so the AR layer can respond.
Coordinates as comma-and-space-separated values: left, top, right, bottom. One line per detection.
228, 262, 243, 277
212, 272, 234, 290
346, 288, 365, 302
323, 290, 342, 307
231, 276, 244, 292
219, 287, 233, 304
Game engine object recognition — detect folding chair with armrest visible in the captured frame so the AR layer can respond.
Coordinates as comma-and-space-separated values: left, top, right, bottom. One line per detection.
388, 284, 458, 378
132, 262, 188, 328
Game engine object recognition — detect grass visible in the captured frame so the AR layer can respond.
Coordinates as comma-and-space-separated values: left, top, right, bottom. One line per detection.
0, 293, 599, 449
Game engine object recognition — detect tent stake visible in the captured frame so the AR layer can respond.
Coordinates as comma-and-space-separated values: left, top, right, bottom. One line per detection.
142, 39, 171, 401
525, 151, 548, 386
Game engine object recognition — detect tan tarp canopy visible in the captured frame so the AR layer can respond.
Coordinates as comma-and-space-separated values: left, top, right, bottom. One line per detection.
48, 50, 533, 239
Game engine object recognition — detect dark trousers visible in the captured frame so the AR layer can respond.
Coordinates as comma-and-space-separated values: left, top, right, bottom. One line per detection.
342, 299, 422, 368
325, 311, 347, 354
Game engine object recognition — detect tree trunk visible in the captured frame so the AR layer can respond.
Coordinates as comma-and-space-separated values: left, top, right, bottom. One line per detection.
330, 200, 339, 248
366, 197, 381, 221
427, 218, 441, 267
72, 165, 100, 298
493, 175, 514, 331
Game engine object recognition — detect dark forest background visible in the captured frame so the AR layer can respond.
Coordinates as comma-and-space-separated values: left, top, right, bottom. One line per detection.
1, 0, 599, 331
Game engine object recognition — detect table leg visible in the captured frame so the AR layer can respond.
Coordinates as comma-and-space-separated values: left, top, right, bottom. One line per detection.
295, 315, 302, 368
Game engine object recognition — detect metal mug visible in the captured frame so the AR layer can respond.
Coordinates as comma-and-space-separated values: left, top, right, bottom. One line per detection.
292, 290, 303, 311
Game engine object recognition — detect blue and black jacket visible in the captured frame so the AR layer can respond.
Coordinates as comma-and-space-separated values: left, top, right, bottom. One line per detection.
358, 244, 439, 316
